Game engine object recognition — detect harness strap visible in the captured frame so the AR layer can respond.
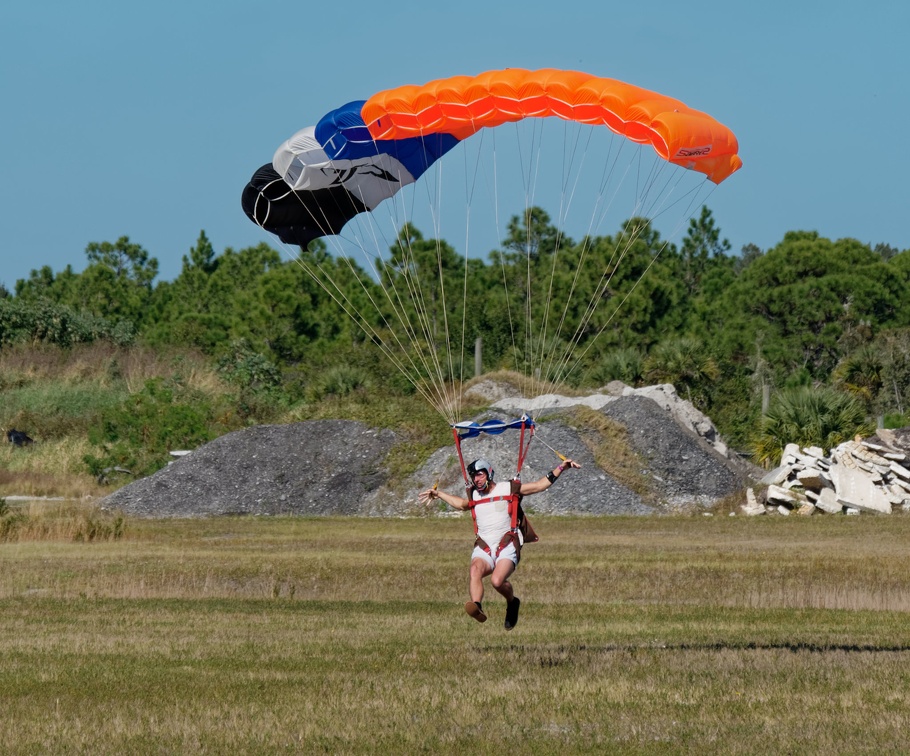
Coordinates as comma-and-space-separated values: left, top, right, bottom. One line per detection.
468, 485, 522, 535
516, 416, 534, 477
468, 495, 513, 507
474, 531, 523, 563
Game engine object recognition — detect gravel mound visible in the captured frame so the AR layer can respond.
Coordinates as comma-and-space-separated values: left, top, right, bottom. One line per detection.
100, 392, 761, 518
101, 421, 397, 517
601, 395, 755, 508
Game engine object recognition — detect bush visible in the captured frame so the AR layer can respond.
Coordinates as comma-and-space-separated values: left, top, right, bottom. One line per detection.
84, 378, 227, 478
0, 298, 134, 347
752, 386, 876, 466
215, 340, 287, 423
588, 348, 645, 386
308, 365, 372, 401
216, 339, 281, 393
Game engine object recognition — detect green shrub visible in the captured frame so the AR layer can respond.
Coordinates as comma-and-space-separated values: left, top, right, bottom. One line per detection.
215, 340, 289, 423
216, 339, 281, 393
84, 378, 226, 478
589, 347, 645, 386
0, 298, 134, 347
308, 365, 371, 401
752, 386, 875, 466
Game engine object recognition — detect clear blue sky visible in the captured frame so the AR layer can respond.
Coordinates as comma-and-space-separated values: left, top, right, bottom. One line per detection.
2, 1, 908, 291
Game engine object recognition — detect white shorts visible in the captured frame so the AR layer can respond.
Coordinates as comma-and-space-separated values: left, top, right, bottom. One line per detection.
471, 541, 519, 570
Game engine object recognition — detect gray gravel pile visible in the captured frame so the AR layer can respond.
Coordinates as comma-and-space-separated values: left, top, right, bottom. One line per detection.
100, 393, 761, 518
601, 395, 756, 509
410, 413, 655, 517
101, 421, 397, 517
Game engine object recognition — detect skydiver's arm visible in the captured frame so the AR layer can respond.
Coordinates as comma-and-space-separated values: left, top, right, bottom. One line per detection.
419, 487, 471, 510
519, 459, 581, 495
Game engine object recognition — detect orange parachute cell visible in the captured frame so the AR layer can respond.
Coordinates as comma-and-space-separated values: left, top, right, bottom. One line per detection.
362, 68, 742, 184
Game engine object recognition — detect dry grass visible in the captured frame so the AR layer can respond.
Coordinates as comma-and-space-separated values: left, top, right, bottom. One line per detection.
1, 514, 910, 753
0, 342, 227, 394
0, 343, 234, 498
0, 500, 123, 543
3, 509, 909, 610
0, 439, 113, 498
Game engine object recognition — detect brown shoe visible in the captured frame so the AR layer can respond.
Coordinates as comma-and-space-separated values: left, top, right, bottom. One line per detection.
464, 601, 487, 623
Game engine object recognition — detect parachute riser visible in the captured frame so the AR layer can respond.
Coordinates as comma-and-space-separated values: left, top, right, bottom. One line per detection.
515, 416, 535, 480
452, 427, 471, 491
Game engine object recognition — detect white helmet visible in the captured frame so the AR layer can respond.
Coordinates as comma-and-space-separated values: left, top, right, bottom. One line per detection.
467, 458, 494, 481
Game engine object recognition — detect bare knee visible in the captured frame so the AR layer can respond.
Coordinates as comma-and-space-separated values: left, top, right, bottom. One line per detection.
470, 561, 490, 580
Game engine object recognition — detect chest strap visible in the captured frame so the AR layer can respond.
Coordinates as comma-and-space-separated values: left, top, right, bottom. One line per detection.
469, 492, 521, 534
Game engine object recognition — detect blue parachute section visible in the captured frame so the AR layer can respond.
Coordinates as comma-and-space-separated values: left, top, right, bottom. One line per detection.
315, 100, 460, 179
314, 100, 375, 157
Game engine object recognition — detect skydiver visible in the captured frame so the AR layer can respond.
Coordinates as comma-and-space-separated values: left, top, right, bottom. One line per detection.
419, 456, 580, 630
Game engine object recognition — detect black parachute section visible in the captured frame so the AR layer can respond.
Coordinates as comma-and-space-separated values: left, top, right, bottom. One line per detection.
241, 164, 368, 249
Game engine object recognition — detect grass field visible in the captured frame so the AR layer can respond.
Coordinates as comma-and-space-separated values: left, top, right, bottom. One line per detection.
1, 507, 909, 754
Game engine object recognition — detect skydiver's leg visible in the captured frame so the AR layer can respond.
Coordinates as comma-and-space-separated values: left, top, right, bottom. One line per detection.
466, 551, 493, 622
469, 554, 493, 603
492, 546, 521, 629
490, 557, 516, 602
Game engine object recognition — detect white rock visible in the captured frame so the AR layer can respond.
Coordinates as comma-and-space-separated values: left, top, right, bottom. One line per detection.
767, 485, 797, 505
815, 488, 843, 514
783, 443, 801, 461
862, 441, 891, 453
796, 468, 832, 490
741, 488, 765, 516
777, 505, 791, 516
852, 444, 890, 466
761, 464, 792, 486
829, 463, 892, 514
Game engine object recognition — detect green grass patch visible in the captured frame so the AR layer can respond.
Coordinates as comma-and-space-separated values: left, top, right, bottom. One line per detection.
0, 382, 126, 439
0, 515, 909, 752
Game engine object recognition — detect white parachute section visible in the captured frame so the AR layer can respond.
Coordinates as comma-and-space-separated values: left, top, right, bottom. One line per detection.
273, 126, 418, 208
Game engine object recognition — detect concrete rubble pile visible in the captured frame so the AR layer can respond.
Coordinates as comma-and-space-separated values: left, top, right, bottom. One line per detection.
742, 428, 910, 516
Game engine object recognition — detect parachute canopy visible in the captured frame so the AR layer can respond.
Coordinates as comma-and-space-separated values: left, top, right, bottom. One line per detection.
242, 68, 741, 246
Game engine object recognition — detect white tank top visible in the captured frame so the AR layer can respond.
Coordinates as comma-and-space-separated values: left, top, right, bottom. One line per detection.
471, 480, 516, 546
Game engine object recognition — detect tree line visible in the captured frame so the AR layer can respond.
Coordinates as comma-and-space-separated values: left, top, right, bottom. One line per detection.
3, 207, 909, 453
